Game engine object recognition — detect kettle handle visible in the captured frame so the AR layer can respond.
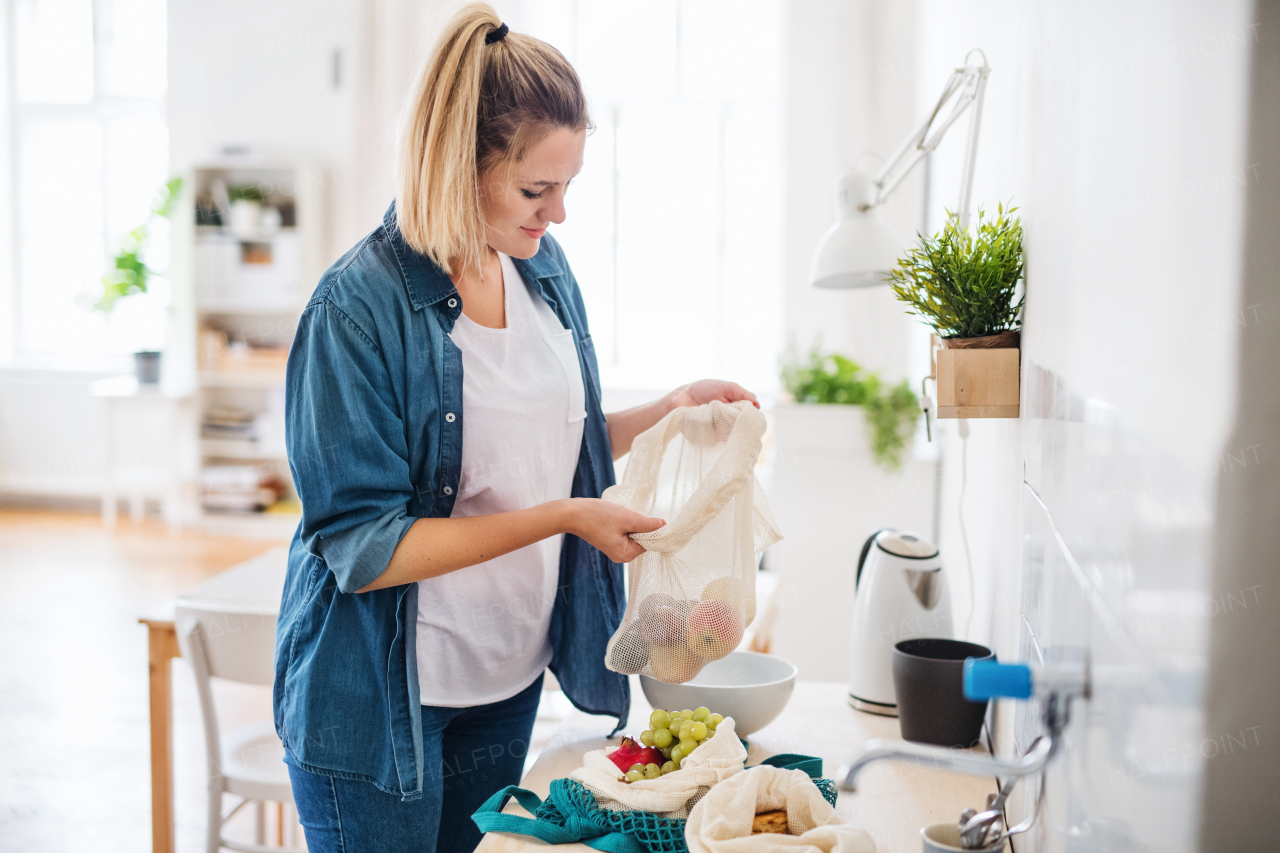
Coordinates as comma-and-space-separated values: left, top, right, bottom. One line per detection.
855, 528, 893, 590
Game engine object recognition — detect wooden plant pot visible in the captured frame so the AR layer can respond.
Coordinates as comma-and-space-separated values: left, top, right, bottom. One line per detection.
935, 330, 1020, 419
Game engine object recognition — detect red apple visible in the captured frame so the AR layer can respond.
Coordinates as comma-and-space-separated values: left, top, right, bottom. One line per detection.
684, 599, 744, 661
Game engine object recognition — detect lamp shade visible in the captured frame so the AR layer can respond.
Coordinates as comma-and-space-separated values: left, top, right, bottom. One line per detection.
809, 173, 904, 289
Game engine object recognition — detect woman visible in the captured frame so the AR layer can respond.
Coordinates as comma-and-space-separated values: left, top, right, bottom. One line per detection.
274, 5, 757, 852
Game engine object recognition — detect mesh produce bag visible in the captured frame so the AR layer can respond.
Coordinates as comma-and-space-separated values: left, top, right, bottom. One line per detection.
684, 765, 876, 853
603, 400, 782, 683
569, 717, 747, 818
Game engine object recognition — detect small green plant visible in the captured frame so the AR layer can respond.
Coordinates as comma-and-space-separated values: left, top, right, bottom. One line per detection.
228, 184, 264, 202
781, 346, 920, 470
91, 177, 183, 314
887, 203, 1023, 339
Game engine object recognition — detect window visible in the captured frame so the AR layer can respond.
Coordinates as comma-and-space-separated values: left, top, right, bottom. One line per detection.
520, 0, 784, 391
8, 0, 168, 358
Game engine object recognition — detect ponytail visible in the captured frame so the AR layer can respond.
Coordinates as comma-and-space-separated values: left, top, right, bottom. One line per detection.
395, 3, 590, 278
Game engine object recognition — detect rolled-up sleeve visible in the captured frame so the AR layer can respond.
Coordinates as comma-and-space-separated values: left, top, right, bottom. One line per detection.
286, 296, 418, 593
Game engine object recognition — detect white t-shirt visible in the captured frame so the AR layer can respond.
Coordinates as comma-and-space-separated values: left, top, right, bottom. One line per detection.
415, 252, 587, 707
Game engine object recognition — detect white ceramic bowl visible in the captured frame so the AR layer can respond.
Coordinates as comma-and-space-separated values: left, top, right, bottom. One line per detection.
639, 651, 798, 736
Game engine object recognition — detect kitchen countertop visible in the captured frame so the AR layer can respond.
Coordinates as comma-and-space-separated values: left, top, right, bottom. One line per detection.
476, 679, 997, 853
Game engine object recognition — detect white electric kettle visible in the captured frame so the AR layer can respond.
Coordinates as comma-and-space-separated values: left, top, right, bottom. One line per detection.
848, 528, 953, 716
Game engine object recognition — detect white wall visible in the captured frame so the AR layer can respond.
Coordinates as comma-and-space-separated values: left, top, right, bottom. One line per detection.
783, 0, 923, 384
760, 0, 947, 683
918, 2, 1253, 851
0, 370, 109, 498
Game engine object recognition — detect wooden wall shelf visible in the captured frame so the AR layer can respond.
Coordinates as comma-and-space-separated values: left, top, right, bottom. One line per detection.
935, 347, 1020, 419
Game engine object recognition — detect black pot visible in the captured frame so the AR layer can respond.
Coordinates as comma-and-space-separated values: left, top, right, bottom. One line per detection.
892, 638, 994, 748
134, 351, 161, 384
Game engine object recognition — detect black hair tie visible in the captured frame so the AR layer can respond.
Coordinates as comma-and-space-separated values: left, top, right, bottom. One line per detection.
485, 23, 508, 44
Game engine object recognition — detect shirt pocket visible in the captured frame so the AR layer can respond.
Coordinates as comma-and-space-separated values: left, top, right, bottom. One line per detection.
544, 328, 587, 423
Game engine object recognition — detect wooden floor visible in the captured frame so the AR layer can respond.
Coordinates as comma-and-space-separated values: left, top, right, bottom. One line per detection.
0, 508, 283, 853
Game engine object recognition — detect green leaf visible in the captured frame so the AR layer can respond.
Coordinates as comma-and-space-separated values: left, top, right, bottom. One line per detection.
887, 204, 1023, 338
91, 176, 183, 314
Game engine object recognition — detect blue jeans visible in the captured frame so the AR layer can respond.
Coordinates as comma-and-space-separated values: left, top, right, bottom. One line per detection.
287, 673, 544, 853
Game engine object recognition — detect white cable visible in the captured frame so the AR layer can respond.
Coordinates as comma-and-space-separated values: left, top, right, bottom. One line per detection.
958, 419, 974, 640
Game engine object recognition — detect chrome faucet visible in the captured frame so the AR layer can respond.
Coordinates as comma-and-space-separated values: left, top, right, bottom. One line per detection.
838, 664, 1085, 791
838, 727, 1055, 791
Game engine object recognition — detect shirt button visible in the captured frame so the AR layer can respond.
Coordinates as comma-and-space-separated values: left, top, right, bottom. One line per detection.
447, 297, 458, 309
442, 486, 453, 496
445, 412, 456, 423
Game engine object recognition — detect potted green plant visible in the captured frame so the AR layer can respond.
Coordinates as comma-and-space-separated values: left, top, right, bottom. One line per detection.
91, 177, 183, 383
780, 346, 920, 470
886, 204, 1024, 418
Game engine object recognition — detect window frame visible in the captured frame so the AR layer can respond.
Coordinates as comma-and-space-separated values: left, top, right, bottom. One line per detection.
3, 0, 168, 366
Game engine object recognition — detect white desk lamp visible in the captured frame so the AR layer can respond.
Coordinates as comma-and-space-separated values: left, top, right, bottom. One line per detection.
809, 50, 990, 289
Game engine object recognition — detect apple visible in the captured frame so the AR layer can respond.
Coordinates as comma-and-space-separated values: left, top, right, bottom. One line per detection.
641, 605, 685, 647
685, 599, 744, 661
637, 592, 676, 621
607, 624, 648, 674
702, 576, 754, 624
649, 643, 703, 683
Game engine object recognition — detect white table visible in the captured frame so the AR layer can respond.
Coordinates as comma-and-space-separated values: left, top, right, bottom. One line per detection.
477, 681, 997, 853
92, 374, 193, 531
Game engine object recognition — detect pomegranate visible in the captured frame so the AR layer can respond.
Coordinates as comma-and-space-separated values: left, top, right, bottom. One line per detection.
607, 737, 664, 772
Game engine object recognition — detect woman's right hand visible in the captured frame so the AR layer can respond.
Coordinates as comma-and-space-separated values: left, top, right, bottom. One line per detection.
563, 498, 665, 563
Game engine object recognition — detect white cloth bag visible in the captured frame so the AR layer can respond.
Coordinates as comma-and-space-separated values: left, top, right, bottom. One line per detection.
684, 765, 877, 853
568, 717, 748, 819
602, 400, 783, 682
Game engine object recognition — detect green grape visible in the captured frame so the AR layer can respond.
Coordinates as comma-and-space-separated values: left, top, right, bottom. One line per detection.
644, 763, 661, 779
707, 713, 724, 729
625, 770, 643, 782
660, 745, 673, 759
689, 722, 708, 741
653, 728, 673, 748
692, 707, 711, 722
639, 729, 655, 747
629, 762, 646, 773
671, 753, 683, 769
670, 745, 684, 763
650, 710, 672, 730
661, 760, 675, 775
677, 709, 694, 720
679, 737, 698, 754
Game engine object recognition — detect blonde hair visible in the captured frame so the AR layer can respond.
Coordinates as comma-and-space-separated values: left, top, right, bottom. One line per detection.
395, 3, 591, 278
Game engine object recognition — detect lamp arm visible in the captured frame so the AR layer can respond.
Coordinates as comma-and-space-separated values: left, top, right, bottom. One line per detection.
954, 64, 988, 230
867, 70, 964, 206
864, 55, 991, 222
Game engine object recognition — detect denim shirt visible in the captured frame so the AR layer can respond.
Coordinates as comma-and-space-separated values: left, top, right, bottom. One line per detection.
273, 203, 629, 801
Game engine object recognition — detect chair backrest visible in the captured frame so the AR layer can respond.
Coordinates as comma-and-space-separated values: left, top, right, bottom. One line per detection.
175, 602, 279, 778
176, 602, 278, 686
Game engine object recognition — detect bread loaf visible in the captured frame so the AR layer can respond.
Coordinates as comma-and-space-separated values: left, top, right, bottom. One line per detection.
751, 809, 789, 834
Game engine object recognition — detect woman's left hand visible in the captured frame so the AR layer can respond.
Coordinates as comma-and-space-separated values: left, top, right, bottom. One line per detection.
606, 379, 760, 460
668, 379, 759, 410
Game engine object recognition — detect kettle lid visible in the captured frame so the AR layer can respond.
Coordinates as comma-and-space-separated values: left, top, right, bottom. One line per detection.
876, 530, 939, 559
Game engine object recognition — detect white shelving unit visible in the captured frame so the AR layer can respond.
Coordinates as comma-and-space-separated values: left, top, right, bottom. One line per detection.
179, 160, 325, 538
